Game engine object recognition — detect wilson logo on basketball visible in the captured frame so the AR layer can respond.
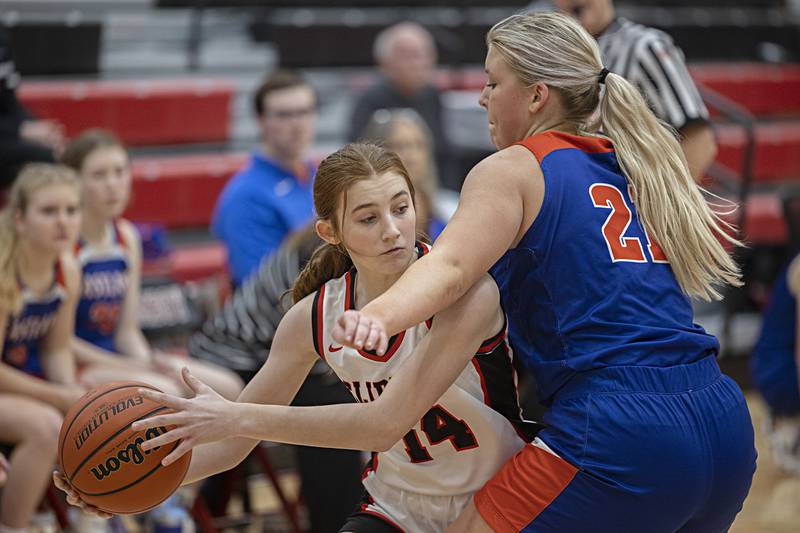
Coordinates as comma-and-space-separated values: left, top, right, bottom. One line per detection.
75, 395, 145, 451
89, 426, 168, 482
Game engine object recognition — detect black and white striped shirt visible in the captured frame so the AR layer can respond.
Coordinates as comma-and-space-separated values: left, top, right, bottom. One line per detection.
597, 17, 708, 131
188, 230, 322, 372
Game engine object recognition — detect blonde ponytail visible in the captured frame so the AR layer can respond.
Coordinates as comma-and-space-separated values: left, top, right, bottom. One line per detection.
488, 12, 741, 300
599, 73, 741, 300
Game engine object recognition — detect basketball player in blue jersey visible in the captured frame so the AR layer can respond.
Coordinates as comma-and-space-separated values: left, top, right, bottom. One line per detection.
56, 143, 536, 532
751, 254, 800, 475
320, 12, 756, 532
0, 164, 85, 532
60, 130, 243, 401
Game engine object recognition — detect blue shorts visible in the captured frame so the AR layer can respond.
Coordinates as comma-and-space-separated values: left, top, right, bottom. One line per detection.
475, 356, 756, 532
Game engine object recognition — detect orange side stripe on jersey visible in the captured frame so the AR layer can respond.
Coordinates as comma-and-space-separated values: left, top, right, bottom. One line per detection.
474, 443, 578, 532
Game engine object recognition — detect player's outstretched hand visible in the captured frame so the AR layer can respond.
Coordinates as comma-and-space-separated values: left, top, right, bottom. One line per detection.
52, 471, 113, 519
332, 309, 389, 355
131, 367, 236, 466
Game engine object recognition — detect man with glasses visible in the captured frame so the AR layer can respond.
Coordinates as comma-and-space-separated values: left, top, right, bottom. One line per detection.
213, 70, 318, 285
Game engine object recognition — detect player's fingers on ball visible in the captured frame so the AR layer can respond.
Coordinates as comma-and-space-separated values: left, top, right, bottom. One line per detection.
137, 389, 184, 409
52, 471, 67, 489
140, 428, 181, 451
162, 442, 190, 466
86, 505, 111, 519
131, 412, 181, 432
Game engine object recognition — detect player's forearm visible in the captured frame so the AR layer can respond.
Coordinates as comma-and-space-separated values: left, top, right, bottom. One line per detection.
41, 348, 77, 385
362, 250, 467, 336
0, 363, 71, 406
72, 337, 134, 369
237, 401, 401, 452
182, 437, 258, 485
113, 327, 153, 361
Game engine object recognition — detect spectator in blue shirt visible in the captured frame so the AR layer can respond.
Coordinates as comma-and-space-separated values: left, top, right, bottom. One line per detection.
213, 71, 317, 285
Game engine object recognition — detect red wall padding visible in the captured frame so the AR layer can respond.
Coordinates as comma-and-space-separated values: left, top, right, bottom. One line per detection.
19, 79, 234, 146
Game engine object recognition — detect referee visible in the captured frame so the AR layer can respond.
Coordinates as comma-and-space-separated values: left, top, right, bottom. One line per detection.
549, 0, 717, 180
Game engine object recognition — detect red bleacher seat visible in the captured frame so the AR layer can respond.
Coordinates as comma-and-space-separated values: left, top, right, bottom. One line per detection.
127, 152, 248, 228
127, 149, 331, 230
19, 79, 235, 146
169, 242, 228, 283
142, 242, 227, 283
740, 193, 787, 246
690, 63, 800, 117
715, 122, 800, 182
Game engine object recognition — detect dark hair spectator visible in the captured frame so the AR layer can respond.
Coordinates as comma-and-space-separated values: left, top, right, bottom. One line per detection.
213, 70, 318, 285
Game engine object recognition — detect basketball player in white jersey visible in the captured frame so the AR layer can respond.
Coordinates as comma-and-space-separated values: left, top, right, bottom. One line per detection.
56, 143, 536, 532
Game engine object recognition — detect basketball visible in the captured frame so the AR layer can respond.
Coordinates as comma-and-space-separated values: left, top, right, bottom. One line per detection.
57, 381, 192, 514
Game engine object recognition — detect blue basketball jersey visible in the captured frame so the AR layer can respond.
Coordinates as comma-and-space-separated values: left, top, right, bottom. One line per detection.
751, 260, 800, 415
74, 221, 130, 352
2, 261, 67, 378
489, 131, 719, 405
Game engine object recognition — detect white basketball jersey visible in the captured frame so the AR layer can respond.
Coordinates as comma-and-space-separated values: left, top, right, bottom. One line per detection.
311, 243, 531, 497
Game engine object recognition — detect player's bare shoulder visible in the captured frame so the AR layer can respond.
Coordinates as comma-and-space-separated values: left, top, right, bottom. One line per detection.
467, 144, 542, 190
275, 292, 316, 353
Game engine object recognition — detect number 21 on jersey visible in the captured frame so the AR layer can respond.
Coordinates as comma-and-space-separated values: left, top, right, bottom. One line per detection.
589, 183, 668, 264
